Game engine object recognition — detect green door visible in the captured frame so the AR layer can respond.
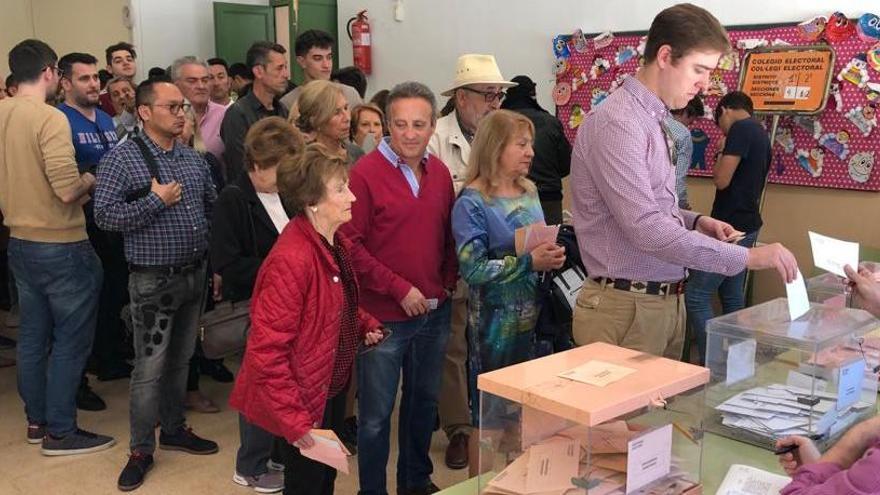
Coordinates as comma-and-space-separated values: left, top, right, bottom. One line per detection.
292, 0, 338, 84
214, 2, 276, 65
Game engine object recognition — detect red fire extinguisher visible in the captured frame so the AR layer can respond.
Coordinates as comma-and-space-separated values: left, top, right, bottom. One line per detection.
347, 10, 372, 75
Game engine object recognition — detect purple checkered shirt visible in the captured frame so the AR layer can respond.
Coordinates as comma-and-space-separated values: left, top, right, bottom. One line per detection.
571, 76, 748, 283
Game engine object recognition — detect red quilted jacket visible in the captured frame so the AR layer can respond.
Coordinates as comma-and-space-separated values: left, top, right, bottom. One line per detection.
229, 215, 380, 443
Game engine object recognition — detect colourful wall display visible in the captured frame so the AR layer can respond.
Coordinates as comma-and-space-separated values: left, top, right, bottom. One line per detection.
554, 15, 880, 191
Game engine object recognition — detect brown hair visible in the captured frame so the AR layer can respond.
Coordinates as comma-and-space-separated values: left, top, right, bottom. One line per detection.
294, 80, 345, 134
244, 117, 305, 171
464, 109, 536, 197
643, 3, 730, 64
349, 103, 384, 141
277, 142, 348, 215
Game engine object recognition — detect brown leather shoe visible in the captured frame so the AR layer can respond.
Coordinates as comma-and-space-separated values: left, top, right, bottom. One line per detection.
444, 433, 468, 470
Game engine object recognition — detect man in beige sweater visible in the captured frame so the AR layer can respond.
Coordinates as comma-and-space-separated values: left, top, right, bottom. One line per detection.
0, 39, 115, 456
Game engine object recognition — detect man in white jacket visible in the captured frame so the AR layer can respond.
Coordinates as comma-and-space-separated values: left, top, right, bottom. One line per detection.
426, 53, 515, 470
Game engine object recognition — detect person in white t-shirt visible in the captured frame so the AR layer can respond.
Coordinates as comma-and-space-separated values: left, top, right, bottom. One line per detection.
209, 116, 305, 493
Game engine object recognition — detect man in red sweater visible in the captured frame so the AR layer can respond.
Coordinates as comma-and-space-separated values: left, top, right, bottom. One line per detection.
341, 81, 458, 495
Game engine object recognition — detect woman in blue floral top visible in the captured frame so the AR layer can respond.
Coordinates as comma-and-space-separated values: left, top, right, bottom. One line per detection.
451, 110, 566, 474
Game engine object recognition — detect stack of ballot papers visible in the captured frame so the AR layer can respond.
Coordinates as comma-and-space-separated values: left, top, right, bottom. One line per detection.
486, 422, 698, 495
715, 384, 872, 441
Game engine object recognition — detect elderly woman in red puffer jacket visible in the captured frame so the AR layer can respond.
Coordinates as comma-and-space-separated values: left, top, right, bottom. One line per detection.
230, 143, 385, 495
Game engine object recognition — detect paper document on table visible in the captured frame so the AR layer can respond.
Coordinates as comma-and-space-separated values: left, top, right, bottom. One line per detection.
716, 464, 790, 495
525, 438, 580, 493
300, 429, 350, 474
726, 339, 757, 386
785, 270, 810, 321
558, 360, 636, 387
487, 451, 530, 495
808, 231, 859, 277
515, 223, 559, 256
625, 424, 672, 493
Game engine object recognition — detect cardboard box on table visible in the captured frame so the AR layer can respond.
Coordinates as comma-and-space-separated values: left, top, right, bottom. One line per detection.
476, 342, 708, 495
705, 298, 880, 452
806, 262, 880, 309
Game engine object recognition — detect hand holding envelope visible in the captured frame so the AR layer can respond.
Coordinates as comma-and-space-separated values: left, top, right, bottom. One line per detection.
298, 429, 352, 474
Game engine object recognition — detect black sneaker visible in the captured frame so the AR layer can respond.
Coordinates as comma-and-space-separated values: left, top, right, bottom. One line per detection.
41, 428, 116, 456
397, 482, 440, 495
159, 426, 218, 455
0, 335, 15, 349
76, 382, 107, 411
118, 452, 154, 492
27, 423, 46, 444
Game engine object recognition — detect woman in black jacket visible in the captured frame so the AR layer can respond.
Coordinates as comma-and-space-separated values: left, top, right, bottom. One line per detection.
210, 116, 305, 492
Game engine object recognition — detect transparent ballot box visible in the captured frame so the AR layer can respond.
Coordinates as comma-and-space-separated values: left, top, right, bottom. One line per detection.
705, 298, 880, 451
806, 262, 880, 308
476, 342, 708, 495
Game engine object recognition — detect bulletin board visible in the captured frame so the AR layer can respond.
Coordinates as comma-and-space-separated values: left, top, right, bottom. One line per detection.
552, 16, 880, 191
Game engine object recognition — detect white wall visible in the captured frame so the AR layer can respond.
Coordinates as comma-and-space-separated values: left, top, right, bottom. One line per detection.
337, 0, 876, 109
131, 0, 269, 77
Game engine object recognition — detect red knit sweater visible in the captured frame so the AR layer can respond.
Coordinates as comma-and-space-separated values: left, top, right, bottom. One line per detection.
340, 148, 458, 322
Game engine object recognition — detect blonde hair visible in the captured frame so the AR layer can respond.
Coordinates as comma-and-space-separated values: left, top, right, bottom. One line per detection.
294, 80, 345, 135
183, 107, 206, 154
464, 109, 536, 197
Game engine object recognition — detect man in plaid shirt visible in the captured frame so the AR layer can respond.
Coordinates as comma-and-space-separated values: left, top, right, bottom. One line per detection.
94, 79, 218, 492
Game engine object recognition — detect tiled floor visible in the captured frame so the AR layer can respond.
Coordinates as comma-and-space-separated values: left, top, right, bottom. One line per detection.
0, 316, 468, 494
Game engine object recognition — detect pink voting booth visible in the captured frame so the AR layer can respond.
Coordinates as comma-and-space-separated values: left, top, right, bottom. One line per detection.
476, 342, 709, 495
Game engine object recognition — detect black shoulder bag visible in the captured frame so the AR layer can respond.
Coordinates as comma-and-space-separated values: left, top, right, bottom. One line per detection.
125, 136, 161, 203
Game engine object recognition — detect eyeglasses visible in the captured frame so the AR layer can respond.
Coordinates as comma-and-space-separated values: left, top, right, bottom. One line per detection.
152, 103, 192, 115
46, 65, 64, 78
461, 86, 506, 102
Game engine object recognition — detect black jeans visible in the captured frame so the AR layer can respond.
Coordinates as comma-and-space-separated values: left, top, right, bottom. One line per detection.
237, 414, 280, 476
86, 223, 130, 373
279, 387, 348, 495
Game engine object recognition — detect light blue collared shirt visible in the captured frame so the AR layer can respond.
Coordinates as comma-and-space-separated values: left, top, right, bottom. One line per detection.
378, 137, 429, 197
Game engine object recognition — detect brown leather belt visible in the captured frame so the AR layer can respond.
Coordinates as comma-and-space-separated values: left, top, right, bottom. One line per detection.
593, 277, 686, 296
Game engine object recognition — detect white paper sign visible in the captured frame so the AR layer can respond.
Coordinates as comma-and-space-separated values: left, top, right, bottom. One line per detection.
726, 339, 757, 386
808, 231, 859, 278
557, 360, 636, 387
625, 424, 672, 493
785, 269, 810, 321
837, 358, 866, 410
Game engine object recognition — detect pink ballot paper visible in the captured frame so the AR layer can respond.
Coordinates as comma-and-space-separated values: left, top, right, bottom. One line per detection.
515, 223, 560, 256
299, 429, 351, 474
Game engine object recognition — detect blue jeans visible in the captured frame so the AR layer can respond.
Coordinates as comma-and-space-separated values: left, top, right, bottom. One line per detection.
685, 231, 758, 365
128, 264, 207, 454
8, 238, 102, 437
357, 301, 451, 495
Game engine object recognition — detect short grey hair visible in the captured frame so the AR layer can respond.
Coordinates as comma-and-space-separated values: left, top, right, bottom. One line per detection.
106, 76, 135, 91
169, 56, 208, 81
385, 81, 437, 125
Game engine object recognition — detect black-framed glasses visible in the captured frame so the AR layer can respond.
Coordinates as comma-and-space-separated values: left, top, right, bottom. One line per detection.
461, 86, 506, 102
46, 65, 64, 78
152, 103, 192, 115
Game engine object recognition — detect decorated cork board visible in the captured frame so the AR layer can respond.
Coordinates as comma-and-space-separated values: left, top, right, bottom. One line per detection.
552, 13, 880, 191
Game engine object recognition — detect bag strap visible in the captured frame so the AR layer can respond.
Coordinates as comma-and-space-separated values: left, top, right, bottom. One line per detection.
131, 135, 161, 182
